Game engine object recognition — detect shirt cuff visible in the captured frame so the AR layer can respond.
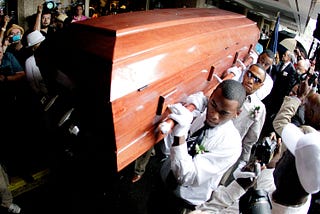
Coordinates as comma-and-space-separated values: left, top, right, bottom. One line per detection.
171, 142, 189, 160
226, 180, 247, 199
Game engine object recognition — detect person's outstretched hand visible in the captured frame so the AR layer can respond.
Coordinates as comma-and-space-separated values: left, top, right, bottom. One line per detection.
265, 132, 282, 169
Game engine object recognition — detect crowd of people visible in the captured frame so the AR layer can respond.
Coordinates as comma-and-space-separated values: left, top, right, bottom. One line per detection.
0, 2, 319, 214
0, 2, 90, 213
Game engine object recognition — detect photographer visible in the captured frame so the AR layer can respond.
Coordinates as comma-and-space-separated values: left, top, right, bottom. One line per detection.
291, 65, 319, 97
272, 76, 320, 213
2, 23, 32, 70
273, 74, 318, 137
270, 124, 320, 214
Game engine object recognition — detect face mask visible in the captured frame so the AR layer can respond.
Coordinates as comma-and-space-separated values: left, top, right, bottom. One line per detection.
9, 34, 21, 43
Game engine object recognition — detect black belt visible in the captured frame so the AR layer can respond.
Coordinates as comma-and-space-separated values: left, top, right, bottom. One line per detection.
272, 191, 308, 207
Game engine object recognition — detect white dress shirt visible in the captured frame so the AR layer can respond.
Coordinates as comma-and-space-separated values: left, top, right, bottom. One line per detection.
161, 111, 242, 205
25, 55, 48, 95
233, 94, 266, 162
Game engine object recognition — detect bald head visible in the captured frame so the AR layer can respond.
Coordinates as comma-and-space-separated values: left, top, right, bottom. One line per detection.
296, 59, 309, 74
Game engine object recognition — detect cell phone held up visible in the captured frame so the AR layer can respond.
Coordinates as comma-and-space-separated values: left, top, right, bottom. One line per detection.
9, 34, 21, 43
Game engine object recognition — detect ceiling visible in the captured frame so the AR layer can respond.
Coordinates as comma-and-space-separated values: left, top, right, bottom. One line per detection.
226, 0, 320, 34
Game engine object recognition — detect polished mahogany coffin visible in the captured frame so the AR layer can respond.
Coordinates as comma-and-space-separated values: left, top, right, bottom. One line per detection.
65, 8, 260, 171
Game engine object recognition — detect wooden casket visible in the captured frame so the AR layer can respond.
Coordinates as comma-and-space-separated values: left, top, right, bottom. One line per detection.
63, 8, 260, 172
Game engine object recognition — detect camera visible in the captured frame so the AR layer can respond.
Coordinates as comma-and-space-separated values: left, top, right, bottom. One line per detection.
9, 34, 21, 43
239, 187, 272, 214
299, 70, 319, 86
251, 137, 277, 165
43, 1, 58, 11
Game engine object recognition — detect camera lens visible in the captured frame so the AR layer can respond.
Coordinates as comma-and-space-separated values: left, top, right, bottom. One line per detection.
47, 2, 54, 9
45, 1, 57, 10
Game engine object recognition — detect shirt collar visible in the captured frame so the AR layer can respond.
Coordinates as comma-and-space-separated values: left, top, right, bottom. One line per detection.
247, 95, 251, 103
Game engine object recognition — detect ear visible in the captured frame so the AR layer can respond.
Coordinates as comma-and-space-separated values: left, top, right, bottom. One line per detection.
236, 109, 242, 117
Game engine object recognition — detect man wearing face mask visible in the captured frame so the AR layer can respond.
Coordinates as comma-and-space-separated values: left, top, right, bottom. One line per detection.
3, 23, 31, 69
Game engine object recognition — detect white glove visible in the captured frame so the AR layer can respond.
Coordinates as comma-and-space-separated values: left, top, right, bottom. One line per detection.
159, 121, 171, 135
248, 50, 258, 64
227, 66, 242, 79
233, 161, 257, 179
185, 91, 207, 112
237, 58, 247, 71
168, 103, 193, 137
188, 211, 205, 214
192, 109, 201, 118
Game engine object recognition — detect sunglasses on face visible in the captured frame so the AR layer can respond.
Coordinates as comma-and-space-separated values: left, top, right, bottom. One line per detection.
246, 70, 262, 83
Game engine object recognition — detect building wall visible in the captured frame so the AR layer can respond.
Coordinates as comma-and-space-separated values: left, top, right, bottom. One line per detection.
18, 0, 38, 30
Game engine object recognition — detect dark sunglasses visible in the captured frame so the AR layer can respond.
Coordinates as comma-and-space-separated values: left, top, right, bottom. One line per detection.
246, 70, 262, 83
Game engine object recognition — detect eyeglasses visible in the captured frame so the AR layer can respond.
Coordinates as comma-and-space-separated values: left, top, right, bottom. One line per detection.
246, 70, 262, 83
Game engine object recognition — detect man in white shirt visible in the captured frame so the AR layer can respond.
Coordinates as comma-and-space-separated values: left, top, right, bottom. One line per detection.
159, 79, 246, 212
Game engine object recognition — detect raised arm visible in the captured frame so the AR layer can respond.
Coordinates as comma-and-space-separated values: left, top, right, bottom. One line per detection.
0, 15, 10, 45
273, 79, 312, 136
34, 4, 43, 31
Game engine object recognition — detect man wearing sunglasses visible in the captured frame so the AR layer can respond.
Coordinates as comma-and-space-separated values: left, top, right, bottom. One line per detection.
220, 63, 267, 186
228, 49, 275, 101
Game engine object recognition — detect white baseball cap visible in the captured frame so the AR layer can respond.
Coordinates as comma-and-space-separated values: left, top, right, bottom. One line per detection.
26, 30, 45, 48
281, 123, 304, 155
282, 123, 320, 194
